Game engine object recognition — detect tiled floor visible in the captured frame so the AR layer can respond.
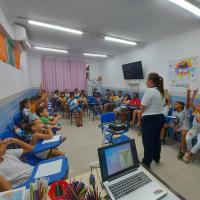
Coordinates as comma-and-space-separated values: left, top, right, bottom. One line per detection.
58, 115, 200, 200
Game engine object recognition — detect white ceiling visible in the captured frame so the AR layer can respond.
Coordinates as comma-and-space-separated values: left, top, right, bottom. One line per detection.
1, 0, 200, 62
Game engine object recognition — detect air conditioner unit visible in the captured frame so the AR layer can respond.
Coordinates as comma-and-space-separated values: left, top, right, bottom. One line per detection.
12, 24, 31, 51
127, 80, 140, 85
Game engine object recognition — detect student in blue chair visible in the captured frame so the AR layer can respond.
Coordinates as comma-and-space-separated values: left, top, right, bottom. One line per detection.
67, 92, 83, 127
25, 120, 65, 159
0, 138, 33, 189
36, 106, 63, 130
184, 88, 200, 162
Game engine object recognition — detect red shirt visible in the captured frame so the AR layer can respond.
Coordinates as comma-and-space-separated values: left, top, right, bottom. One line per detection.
129, 98, 141, 106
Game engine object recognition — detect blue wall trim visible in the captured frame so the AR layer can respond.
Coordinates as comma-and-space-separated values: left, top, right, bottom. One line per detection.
0, 89, 38, 132
101, 87, 200, 104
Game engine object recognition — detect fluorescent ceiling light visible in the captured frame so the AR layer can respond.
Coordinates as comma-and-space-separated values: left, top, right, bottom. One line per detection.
28, 20, 83, 35
168, 0, 200, 17
34, 46, 68, 53
104, 36, 137, 46
83, 53, 108, 58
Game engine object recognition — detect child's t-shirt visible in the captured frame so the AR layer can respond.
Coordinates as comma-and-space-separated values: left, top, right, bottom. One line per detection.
23, 108, 29, 117
68, 98, 78, 109
173, 108, 190, 131
0, 149, 33, 188
129, 98, 141, 106
192, 112, 200, 131
109, 96, 119, 102
40, 116, 50, 124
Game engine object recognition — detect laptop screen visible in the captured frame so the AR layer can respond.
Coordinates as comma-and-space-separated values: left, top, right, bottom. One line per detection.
105, 143, 134, 176
98, 140, 139, 182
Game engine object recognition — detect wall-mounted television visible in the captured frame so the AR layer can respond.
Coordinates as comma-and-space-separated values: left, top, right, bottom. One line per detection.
122, 61, 144, 80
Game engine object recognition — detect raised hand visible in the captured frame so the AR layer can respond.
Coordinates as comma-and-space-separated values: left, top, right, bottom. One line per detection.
193, 88, 198, 97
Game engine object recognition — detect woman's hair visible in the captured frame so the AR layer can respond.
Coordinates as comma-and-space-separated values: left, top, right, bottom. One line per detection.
19, 98, 30, 114
148, 73, 165, 97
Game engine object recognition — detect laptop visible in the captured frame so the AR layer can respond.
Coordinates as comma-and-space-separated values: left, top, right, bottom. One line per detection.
98, 140, 167, 200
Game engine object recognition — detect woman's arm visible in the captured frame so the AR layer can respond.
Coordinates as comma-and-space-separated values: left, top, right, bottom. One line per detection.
140, 105, 146, 116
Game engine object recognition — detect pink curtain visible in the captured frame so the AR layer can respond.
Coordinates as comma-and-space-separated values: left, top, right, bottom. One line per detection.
42, 56, 86, 92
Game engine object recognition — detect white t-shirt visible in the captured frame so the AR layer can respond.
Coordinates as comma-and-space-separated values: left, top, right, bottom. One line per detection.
141, 87, 165, 116
0, 149, 33, 188
23, 108, 29, 117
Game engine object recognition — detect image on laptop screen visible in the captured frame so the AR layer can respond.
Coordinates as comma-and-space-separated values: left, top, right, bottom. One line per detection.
105, 143, 134, 176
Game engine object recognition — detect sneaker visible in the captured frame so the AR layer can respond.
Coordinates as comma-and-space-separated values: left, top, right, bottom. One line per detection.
177, 152, 184, 160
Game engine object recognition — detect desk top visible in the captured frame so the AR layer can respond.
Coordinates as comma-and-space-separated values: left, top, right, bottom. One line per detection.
73, 165, 186, 200
26, 164, 186, 200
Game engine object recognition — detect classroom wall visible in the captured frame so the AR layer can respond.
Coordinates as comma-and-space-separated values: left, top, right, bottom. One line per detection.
90, 26, 200, 95
28, 54, 42, 88
0, 6, 32, 98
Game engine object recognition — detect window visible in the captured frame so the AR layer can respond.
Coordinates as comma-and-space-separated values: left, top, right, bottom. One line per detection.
0, 33, 8, 62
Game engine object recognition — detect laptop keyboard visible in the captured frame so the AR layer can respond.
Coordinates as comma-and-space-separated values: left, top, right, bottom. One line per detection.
108, 171, 152, 200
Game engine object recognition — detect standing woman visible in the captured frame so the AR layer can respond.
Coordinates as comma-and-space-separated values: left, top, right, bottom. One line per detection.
140, 73, 165, 169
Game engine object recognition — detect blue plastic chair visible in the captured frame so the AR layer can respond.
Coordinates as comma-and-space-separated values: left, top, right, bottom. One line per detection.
0, 128, 65, 166
13, 112, 23, 127
88, 96, 98, 120
99, 112, 130, 145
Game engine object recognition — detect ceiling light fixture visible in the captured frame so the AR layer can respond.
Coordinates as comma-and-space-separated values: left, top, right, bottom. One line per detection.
168, 0, 200, 17
28, 20, 83, 35
34, 46, 68, 53
83, 53, 108, 58
104, 36, 137, 46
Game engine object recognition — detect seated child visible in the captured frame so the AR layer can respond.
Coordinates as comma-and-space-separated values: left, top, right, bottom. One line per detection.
173, 101, 190, 159
114, 94, 131, 116
20, 98, 31, 119
78, 93, 88, 112
129, 92, 141, 128
121, 93, 140, 124
60, 92, 67, 112
184, 89, 200, 162
65, 89, 70, 99
104, 91, 119, 112
36, 106, 62, 129
67, 92, 83, 127
25, 120, 65, 159
0, 138, 33, 189
74, 88, 80, 98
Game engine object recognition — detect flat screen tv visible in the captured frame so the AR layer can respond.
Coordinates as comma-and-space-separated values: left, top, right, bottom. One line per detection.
122, 61, 144, 80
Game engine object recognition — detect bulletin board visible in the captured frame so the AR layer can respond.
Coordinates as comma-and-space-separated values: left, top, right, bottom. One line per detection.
168, 57, 200, 92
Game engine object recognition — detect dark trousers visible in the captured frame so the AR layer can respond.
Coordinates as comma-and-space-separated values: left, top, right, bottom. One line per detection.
141, 114, 165, 167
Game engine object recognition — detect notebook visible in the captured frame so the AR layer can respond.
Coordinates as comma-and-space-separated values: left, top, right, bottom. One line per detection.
98, 140, 167, 200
